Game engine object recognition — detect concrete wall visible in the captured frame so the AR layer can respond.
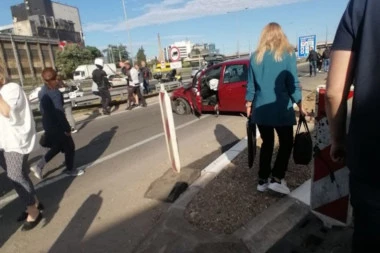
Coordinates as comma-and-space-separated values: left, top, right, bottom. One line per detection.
13, 20, 33, 36
0, 34, 58, 84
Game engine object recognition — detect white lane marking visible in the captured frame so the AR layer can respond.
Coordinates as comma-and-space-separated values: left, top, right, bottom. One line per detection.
0, 114, 210, 207
36, 101, 160, 134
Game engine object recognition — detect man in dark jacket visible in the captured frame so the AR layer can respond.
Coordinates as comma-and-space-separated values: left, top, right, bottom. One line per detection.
140, 61, 151, 94
30, 68, 84, 179
306, 47, 318, 77
92, 58, 112, 115
322, 47, 331, 72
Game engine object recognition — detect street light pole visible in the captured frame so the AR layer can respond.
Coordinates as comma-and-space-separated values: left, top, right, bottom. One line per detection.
122, 0, 133, 64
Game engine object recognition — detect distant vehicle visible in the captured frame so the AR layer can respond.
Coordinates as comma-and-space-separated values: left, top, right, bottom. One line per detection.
108, 74, 128, 87
190, 54, 225, 78
73, 63, 117, 81
152, 62, 172, 80
171, 57, 249, 115
28, 81, 84, 103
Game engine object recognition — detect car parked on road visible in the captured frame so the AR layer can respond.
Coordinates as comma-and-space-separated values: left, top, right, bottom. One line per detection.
171, 57, 249, 115
108, 74, 128, 87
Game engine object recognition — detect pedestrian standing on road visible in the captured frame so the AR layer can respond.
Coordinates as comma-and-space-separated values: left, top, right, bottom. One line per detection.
322, 47, 331, 72
140, 61, 151, 94
325, 1, 380, 252
245, 22, 306, 195
57, 75, 77, 133
31, 68, 84, 179
306, 47, 318, 77
92, 58, 112, 115
131, 63, 147, 107
124, 61, 137, 110
0, 67, 44, 231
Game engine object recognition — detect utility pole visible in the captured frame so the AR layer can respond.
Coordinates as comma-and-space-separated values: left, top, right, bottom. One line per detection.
325, 25, 328, 47
122, 0, 133, 64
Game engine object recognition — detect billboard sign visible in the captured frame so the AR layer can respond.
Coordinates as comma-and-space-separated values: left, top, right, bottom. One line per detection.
298, 35, 317, 58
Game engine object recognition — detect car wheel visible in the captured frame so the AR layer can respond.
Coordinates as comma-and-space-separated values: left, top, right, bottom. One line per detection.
174, 98, 191, 115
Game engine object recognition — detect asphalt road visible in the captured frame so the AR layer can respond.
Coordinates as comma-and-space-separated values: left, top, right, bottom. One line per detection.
0, 63, 326, 253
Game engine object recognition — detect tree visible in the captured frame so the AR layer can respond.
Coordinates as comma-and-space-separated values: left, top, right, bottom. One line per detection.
86, 46, 103, 60
104, 44, 129, 64
136, 46, 147, 64
56, 44, 93, 79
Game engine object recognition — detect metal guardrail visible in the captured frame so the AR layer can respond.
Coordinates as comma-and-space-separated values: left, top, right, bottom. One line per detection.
30, 80, 188, 111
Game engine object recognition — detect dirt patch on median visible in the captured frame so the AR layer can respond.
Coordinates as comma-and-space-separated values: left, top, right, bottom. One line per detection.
184, 90, 315, 235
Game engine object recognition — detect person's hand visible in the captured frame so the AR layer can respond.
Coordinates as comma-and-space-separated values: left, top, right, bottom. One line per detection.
246, 107, 251, 117
65, 132, 71, 136
330, 141, 346, 163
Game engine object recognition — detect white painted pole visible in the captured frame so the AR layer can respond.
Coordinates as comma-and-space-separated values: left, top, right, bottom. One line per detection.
159, 84, 181, 173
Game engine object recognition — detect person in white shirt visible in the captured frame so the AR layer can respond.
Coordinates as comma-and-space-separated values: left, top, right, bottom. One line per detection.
126, 62, 147, 110
130, 63, 147, 107
0, 68, 43, 231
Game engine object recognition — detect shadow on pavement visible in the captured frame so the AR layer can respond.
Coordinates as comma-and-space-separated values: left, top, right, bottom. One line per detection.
0, 127, 118, 248
48, 191, 103, 253
214, 124, 240, 153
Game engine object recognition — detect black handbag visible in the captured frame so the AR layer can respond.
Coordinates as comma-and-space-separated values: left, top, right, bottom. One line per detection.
247, 119, 257, 168
293, 116, 313, 165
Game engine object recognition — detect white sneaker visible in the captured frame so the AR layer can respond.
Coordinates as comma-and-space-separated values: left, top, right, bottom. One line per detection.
268, 179, 290, 195
257, 179, 269, 192
30, 163, 44, 180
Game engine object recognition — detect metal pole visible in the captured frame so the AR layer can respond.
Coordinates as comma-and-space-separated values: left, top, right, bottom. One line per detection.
122, 0, 133, 64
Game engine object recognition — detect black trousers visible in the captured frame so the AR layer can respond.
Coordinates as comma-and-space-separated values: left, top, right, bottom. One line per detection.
257, 125, 294, 180
98, 88, 111, 113
350, 177, 380, 252
44, 134, 75, 171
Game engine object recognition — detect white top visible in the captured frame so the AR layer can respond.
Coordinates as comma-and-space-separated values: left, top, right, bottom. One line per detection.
130, 68, 140, 86
0, 82, 36, 154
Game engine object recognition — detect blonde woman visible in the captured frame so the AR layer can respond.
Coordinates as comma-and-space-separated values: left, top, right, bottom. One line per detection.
245, 22, 306, 194
0, 67, 43, 230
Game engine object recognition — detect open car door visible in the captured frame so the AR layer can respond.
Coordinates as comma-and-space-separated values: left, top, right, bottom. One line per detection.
190, 71, 203, 116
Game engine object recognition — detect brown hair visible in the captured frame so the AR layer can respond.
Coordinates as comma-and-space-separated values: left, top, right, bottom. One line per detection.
41, 67, 57, 82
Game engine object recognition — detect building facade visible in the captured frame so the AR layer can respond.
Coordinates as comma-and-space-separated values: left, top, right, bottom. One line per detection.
0, 33, 58, 84
11, 0, 83, 43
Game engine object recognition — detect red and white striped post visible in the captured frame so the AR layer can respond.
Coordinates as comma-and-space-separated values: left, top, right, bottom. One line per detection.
311, 85, 354, 226
159, 84, 181, 173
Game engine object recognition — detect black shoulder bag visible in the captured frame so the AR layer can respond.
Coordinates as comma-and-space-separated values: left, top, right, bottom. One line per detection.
293, 116, 313, 165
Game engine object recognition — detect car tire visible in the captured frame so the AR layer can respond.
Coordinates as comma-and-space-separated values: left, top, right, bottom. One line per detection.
174, 98, 191, 115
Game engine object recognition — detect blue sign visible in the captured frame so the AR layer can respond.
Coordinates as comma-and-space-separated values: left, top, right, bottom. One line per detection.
298, 35, 317, 58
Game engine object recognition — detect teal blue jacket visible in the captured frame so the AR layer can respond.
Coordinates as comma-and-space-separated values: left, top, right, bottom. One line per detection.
245, 51, 301, 126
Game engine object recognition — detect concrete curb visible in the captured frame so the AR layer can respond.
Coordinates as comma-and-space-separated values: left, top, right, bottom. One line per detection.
150, 130, 313, 253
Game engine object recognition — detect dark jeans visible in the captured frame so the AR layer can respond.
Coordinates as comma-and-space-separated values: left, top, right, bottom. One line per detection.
257, 125, 294, 180
98, 88, 111, 113
350, 177, 380, 252
143, 79, 150, 94
44, 134, 75, 171
309, 61, 317, 76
